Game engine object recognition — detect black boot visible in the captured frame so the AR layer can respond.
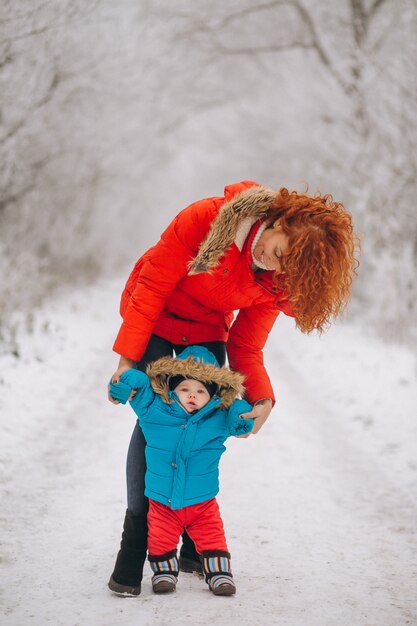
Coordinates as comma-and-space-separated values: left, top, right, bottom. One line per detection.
179, 530, 203, 575
108, 509, 148, 596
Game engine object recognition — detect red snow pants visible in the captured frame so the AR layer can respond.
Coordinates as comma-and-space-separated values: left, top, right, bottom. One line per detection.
147, 498, 228, 556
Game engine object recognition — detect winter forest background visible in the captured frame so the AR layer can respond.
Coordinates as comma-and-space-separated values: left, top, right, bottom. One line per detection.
1, 0, 417, 352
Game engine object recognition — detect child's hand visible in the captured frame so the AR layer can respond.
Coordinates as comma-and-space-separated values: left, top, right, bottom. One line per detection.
238, 399, 272, 435
230, 416, 254, 438
108, 358, 136, 404
108, 379, 134, 405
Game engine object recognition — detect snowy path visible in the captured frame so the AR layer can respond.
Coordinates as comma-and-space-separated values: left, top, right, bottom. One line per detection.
1, 280, 416, 626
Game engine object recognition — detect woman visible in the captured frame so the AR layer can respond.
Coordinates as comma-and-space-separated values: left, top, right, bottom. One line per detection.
107, 180, 358, 596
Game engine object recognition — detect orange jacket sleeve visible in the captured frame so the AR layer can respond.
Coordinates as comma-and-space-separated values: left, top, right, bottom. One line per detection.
227, 300, 281, 405
113, 198, 217, 361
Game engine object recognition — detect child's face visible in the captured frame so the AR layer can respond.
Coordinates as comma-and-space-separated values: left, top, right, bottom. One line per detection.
174, 379, 210, 412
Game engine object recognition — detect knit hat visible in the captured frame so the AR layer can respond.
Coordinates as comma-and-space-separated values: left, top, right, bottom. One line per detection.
168, 375, 218, 398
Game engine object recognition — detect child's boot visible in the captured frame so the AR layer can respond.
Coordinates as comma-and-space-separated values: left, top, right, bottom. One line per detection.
149, 550, 179, 593
202, 550, 236, 596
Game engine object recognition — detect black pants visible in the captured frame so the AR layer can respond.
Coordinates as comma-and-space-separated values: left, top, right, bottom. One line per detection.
125, 334, 226, 515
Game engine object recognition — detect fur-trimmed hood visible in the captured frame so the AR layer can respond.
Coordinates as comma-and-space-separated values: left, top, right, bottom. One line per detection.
146, 346, 245, 409
188, 183, 277, 275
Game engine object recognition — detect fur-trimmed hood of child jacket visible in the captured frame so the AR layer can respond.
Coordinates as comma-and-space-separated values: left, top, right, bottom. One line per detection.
109, 346, 254, 510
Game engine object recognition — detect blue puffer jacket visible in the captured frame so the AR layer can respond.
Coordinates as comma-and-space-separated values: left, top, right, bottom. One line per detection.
109, 346, 254, 510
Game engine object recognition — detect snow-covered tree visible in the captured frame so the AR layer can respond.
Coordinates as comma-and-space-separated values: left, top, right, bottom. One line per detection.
1, 0, 416, 352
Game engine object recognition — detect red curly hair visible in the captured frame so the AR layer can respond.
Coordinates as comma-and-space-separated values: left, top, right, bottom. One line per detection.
267, 188, 359, 333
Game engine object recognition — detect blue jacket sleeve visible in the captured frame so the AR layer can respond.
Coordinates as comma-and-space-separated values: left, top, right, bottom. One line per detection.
109, 369, 155, 418
225, 399, 254, 437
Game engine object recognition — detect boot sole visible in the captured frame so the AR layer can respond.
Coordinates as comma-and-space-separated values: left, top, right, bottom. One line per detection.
153, 581, 176, 593
178, 556, 203, 576
211, 584, 236, 596
108, 576, 141, 597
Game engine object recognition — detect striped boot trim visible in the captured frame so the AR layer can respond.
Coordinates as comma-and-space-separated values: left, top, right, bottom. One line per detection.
209, 574, 236, 596
150, 556, 179, 575
203, 555, 232, 575
152, 573, 177, 594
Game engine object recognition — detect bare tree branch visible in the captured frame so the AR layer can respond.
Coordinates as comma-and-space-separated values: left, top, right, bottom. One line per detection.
368, 0, 390, 19
180, 0, 353, 95
213, 40, 313, 55
350, 0, 368, 45
0, 120, 25, 144
0, 50, 13, 69
0, 184, 36, 212
296, 1, 351, 94
218, 0, 295, 28
0, 1, 55, 25
0, 0, 101, 43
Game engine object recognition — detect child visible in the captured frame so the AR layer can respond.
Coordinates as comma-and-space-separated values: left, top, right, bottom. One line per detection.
109, 345, 254, 596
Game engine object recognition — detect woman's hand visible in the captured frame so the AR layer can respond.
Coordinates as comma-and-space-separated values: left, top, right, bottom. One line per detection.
108, 356, 136, 404
237, 398, 273, 436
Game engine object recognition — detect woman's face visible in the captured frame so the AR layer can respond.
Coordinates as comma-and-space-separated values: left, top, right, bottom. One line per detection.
253, 220, 290, 272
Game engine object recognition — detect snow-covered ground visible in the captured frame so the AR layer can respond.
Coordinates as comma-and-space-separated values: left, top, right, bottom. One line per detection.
1, 278, 416, 626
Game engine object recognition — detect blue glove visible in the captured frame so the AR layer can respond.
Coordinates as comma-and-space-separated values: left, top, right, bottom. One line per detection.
229, 416, 254, 436
227, 399, 254, 436
108, 379, 133, 404
109, 369, 147, 405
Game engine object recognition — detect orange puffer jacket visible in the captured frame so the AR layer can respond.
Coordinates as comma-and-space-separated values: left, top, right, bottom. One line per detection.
113, 181, 294, 404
